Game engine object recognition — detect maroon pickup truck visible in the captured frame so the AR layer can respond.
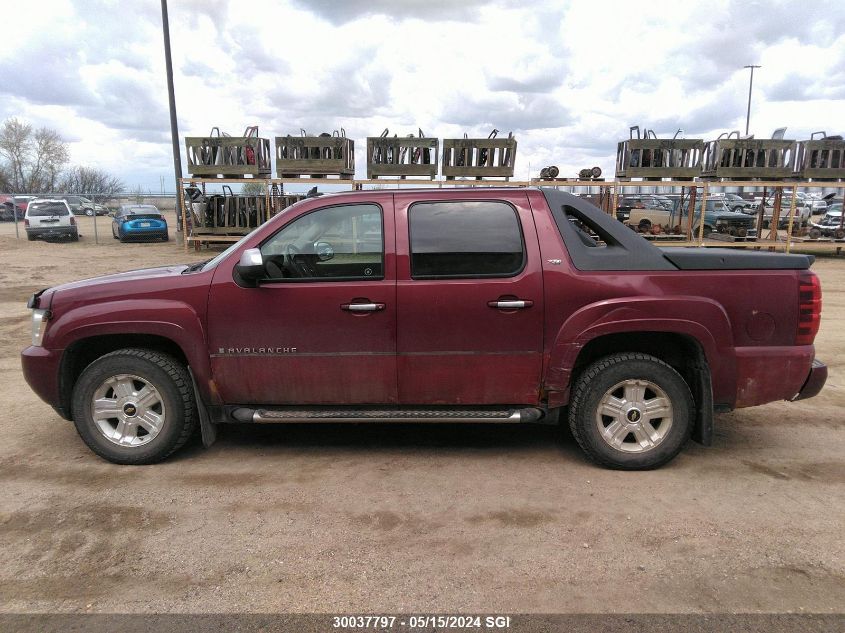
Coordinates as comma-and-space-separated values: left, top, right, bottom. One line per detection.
21, 188, 826, 469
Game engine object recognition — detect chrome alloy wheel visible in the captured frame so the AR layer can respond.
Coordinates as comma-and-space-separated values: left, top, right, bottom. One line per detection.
595, 379, 673, 453
90, 374, 166, 447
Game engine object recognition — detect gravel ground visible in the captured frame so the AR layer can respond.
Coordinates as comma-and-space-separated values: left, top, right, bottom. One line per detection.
0, 215, 843, 614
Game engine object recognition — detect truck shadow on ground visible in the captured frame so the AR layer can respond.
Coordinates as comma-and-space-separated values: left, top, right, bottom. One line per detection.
182, 422, 581, 459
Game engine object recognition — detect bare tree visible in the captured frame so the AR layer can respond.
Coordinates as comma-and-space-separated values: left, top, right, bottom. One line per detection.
60, 166, 126, 201
0, 118, 69, 193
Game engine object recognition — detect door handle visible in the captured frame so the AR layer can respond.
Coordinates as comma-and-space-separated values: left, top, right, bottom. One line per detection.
341, 302, 385, 312
488, 300, 533, 309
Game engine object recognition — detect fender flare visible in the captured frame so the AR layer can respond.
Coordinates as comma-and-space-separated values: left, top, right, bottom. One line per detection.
49, 299, 217, 405
545, 296, 735, 404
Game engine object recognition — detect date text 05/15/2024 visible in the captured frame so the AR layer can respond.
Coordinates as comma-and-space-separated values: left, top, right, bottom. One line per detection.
332, 615, 512, 629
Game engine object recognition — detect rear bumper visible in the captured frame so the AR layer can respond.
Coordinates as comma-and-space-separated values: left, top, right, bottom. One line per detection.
733, 345, 817, 408
791, 359, 827, 401
121, 228, 168, 240
26, 226, 77, 238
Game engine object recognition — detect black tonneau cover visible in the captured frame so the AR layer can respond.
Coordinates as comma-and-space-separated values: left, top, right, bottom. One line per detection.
539, 188, 814, 272
660, 248, 813, 270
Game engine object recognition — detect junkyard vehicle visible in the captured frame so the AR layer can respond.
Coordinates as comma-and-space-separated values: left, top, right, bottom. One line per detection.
62, 195, 108, 216
803, 192, 836, 215
811, 203, 844, 238
615, 194, 671, 222
13, 195, 36, 218
710, 193, 753, 213
749, 195, 812, 228
0, 195, 17, 221
24, 199, 78, 241
630, 199, 757, 236
22, 188, 825, 469
112, 204, 169, 242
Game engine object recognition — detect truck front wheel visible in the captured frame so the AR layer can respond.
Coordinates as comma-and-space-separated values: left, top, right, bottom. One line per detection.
568, 353, 694, 470
71, 348, 197, 464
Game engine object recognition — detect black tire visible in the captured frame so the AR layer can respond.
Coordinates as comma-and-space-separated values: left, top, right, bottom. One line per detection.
568, 353, 694, 470
27, 233, 35, 241
70, 233, 79, 242
71, 348, 197, 464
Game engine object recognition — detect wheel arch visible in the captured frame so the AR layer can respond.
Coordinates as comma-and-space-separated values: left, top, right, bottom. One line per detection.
567, 331, 714, 445
544, 297, 734, 444
57, 333, 188, 419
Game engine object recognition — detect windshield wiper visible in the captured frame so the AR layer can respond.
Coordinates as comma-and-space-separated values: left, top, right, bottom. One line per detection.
182, 260, 210, 274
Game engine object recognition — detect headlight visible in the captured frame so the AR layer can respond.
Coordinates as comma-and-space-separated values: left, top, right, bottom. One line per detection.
31, 309, 50, 346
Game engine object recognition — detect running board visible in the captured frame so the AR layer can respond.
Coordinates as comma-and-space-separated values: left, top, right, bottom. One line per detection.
230, 407, 544, 424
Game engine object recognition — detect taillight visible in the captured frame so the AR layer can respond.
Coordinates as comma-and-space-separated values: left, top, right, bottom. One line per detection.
69, 216, 76, 225
24, 218, 29, 227
796, 272, 821, 345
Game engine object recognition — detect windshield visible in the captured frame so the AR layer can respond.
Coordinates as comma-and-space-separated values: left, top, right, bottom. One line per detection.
28, 202, 68, 216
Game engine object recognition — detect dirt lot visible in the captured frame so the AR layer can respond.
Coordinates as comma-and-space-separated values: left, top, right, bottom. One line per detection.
0, 214, 843, 614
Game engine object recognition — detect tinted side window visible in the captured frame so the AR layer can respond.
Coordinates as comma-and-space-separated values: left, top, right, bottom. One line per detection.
261, 204, 383, 281
409, 201, 524, 278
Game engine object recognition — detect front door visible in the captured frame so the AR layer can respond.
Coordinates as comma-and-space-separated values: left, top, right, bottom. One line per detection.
394, 192, 544, 405
207, 199, 397, 405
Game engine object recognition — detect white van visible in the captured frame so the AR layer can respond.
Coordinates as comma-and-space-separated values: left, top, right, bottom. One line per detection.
24, 199, 79, 241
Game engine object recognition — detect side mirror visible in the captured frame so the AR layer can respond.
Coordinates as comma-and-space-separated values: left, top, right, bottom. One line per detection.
235, 248, 265, 283
314, 241, 334, 262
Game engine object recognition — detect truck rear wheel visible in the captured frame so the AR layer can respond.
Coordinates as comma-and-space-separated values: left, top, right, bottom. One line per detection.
568, 353, 693, 470
71, 348, 197, 464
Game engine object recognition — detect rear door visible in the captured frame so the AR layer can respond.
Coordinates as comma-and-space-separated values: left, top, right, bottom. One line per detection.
394, 191, 544, 405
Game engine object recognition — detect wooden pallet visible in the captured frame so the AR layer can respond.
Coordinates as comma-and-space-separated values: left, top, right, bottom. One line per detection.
442, 137, 517, 179
275, 135, 354, 178
185, 133, 271, 179
366, 136, 438, 179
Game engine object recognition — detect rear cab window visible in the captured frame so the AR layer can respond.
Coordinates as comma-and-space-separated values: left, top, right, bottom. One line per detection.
408, 200, 525, 278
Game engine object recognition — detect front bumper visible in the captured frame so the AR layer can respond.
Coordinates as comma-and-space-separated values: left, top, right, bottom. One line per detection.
792, 359, 828, 401
21, 345, 63, 411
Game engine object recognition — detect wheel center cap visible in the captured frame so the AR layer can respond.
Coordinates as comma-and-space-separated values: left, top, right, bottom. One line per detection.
123, 403, 138, 417
626, 408, 642, 423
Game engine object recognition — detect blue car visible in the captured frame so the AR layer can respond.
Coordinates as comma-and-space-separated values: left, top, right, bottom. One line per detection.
112, 205, 169, 242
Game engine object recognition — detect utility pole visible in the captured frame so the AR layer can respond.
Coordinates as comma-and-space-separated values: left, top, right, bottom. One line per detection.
744, 64, 761, 136
160, 0, 183, 231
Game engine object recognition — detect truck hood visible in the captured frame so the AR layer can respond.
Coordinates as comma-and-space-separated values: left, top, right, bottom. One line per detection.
37, 264, 190, 308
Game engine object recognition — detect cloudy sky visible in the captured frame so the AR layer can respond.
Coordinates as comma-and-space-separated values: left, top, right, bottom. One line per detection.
2, 0, 844, 192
